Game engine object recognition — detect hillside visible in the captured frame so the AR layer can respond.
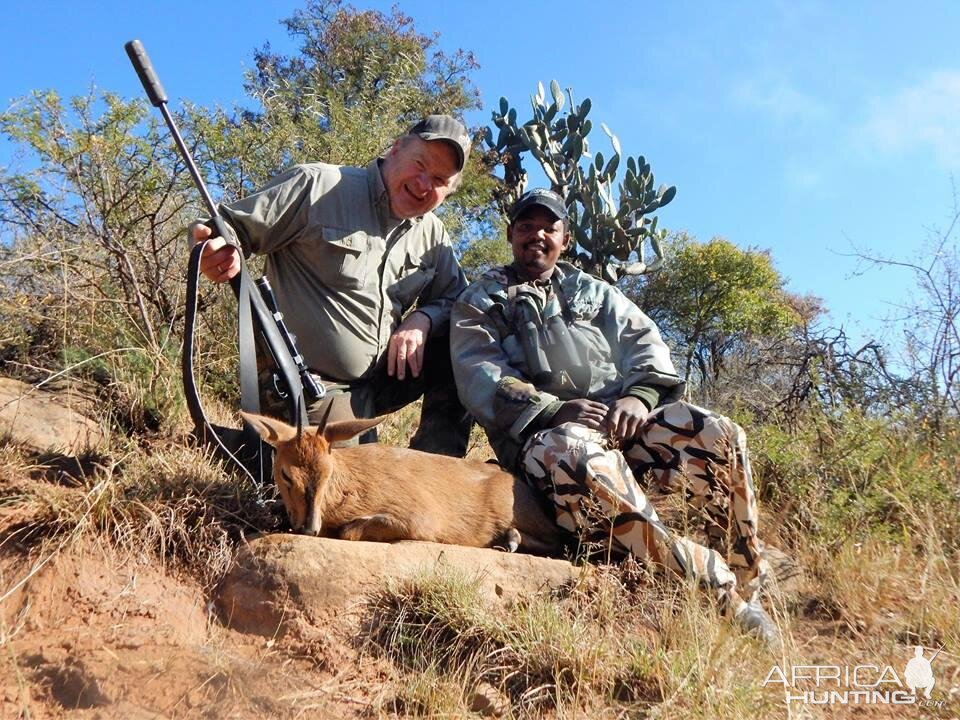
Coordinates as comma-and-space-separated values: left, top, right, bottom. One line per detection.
1, 379, 957, 719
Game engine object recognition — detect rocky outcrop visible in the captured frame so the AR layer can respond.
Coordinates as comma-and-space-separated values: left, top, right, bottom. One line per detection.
0, 377, 106, 454
216, 534, 580, 636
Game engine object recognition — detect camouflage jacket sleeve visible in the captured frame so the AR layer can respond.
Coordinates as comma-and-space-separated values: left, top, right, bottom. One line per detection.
600, 282, 685, 405
412, 223, 468, 338
451, 280, 562, 443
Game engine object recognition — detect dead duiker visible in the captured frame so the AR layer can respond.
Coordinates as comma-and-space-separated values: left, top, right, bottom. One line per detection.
241, 412, 561, 554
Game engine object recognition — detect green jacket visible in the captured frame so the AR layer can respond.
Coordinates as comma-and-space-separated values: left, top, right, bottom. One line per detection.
219, 159, 466, 382
451, 262, 684, 469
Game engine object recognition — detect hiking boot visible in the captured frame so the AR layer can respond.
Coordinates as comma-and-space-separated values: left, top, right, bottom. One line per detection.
735, 600, 782, 652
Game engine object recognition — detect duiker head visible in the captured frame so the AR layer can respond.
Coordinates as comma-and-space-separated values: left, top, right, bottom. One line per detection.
240, 412, 383, 536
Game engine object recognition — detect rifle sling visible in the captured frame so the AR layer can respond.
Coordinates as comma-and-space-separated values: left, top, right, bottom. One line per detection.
182, 237, 309, 484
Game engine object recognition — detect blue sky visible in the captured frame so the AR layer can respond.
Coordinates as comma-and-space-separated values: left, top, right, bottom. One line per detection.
3, 1, 959, 347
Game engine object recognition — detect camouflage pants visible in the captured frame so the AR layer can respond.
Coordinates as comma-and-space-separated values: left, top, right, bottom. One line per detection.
519, 401, 768, 607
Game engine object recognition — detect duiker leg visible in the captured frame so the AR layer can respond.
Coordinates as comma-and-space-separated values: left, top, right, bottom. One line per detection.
339, 513, 413, 542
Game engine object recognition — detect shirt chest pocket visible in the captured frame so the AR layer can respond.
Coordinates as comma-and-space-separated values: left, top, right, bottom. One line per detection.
388, 254, 436, 308
568, 297, 601, 322
318, 227, 370, 290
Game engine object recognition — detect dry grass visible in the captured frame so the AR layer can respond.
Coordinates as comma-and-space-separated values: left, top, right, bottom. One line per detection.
364, 562, 793, 719
360, 539, 959, 719
0, 429, 281, 591
2, 382, 958, 718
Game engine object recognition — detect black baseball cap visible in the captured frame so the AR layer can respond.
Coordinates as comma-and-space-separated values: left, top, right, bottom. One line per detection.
407, 115, 471, 171
508, 188, 568, 222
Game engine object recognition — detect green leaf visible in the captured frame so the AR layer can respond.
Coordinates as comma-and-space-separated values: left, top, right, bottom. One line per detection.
595, 151, 604, 171
600, 122, 622, 156
572, 134, 583, 159
543, 162, 559, 185
579, 97, 592, 119
604, 154, 620, 180
550, 79, 564, 110
480, 126, 491, 147
659, 185, 677, 206
650, 233, 663, 260
500, 97, 509, 116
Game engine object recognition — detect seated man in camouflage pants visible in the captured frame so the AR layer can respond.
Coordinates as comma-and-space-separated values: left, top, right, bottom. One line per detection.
450, 189, 779, 646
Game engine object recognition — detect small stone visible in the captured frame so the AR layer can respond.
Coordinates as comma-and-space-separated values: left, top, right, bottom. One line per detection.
469, 682, 509, 718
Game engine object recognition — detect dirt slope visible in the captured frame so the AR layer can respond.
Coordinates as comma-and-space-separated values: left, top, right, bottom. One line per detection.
0, 541, 393, 719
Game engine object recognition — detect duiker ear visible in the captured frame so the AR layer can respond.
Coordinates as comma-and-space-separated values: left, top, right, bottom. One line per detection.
240, 411, 299, 447
323, 416, 386, 444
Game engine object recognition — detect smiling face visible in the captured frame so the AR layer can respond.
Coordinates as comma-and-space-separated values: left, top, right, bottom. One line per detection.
381, 135, 460, 219
508, 206, 570, 281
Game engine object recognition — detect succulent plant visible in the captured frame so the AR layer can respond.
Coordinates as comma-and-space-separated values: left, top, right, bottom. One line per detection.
486, 80, 676, 283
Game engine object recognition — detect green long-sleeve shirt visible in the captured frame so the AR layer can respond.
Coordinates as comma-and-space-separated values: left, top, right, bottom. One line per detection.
219, 159, 466, 382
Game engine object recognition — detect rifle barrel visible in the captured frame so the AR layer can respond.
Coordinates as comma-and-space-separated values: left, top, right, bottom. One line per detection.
125, 39, 218, 218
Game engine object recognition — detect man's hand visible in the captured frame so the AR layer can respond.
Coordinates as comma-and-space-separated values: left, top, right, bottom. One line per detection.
193, 222, 241, 283
606, 396, 650, 442
387, 311, 432, 380
549, 398, 610, 430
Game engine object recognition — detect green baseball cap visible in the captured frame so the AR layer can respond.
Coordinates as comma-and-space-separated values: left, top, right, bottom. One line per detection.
407, 115, 471, 171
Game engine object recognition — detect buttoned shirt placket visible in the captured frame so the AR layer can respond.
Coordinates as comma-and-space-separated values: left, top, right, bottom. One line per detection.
368, 160, 415, 371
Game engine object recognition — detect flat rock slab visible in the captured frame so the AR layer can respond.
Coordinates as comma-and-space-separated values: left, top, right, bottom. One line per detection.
217, 534, 579, 636
0, 377, 105, 454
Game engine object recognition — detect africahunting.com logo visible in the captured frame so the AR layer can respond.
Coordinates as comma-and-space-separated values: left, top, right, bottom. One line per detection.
763, 646, 950, 708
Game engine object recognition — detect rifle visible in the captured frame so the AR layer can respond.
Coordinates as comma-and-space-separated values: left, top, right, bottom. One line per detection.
124, 39, 324, 482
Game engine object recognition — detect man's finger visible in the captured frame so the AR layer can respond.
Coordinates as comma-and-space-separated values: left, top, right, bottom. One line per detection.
198, 236, 224, 256
387, 336, 398, 377
583, 415, 605, 429
582, 410, 606, 426
191, 222, 212, 242
605, 407, 620, 431
396, 344, 407, 380
199, 243, 232, 273
408, 341, 424, 378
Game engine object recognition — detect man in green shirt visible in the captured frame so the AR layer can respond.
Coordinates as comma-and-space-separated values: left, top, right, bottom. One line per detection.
451, 189, 780, 647
192, 115, 472, 456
